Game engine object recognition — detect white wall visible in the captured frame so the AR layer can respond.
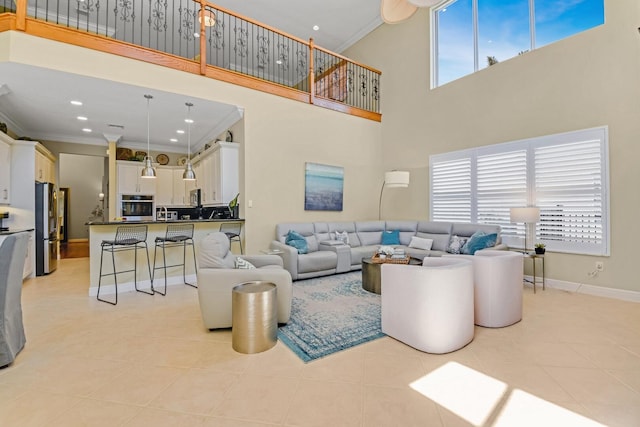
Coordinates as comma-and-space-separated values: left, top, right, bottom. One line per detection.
1, 30, 383, 253
345, 0, 640, 291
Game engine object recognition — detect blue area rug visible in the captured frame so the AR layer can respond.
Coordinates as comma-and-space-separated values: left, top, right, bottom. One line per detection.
278, 271, 385, 362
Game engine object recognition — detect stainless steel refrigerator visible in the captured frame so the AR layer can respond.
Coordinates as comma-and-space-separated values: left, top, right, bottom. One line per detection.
35, 182, 58, 276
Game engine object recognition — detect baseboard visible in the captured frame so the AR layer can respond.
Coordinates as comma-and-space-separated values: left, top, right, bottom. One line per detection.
68, 238, 89, 243
524, 275, 640, 303
88, 274, 197, 297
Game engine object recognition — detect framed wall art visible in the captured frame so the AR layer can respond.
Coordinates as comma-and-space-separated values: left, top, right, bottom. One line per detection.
304, 162, 344, 211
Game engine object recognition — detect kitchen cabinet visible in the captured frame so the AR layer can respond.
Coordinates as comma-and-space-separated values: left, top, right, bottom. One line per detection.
154, 167, 197, 206
35, 146, 56, 184
175, 168, 197, 205
155, 167, 173, 205
200, 153, 216, 204
194, 142, 238, 205
117, 161, 156, 195
0, 138, 10, 204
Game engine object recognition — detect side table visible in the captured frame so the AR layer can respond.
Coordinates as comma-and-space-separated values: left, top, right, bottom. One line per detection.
232, 281, 278, 354
524, 252, 545, 293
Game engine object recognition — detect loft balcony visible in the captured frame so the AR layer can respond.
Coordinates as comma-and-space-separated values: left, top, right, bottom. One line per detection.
0, 0, 381, 122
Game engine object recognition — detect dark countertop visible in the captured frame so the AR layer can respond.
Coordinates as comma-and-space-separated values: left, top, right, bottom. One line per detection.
0, 228, 35, 235
86, 218, 244, 226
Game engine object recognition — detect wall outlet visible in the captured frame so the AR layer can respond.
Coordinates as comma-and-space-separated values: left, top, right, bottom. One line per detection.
596, 261, 604, 272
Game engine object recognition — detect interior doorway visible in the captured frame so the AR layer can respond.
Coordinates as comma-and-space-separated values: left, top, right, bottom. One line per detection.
59, 187, 69, 243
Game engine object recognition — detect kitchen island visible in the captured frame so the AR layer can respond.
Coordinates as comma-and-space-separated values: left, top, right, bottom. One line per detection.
87, 219, 244, 298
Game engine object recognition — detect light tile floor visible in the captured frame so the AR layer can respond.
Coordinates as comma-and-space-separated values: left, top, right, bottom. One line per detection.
1, 258, 640, 426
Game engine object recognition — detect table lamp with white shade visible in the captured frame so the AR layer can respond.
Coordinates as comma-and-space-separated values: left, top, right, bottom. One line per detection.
510, 207, 540, 253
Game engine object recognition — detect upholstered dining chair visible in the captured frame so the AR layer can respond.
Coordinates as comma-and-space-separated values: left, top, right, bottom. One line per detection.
0, 233, 29, 367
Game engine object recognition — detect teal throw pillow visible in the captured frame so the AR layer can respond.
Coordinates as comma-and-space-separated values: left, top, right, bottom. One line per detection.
381, 230, 400, 245
285, 230, 308, 254
464, 232, 498, 255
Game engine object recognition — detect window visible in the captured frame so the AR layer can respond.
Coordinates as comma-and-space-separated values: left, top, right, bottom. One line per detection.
429, 127, 609, 255
432, 0, 605, 87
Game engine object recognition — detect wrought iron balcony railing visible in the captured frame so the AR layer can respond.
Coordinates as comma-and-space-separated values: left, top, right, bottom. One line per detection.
0, 0, 381, 120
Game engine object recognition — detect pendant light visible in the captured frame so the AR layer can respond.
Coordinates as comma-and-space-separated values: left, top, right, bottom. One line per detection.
183, 102, 196, 181
140, 94, 156, 179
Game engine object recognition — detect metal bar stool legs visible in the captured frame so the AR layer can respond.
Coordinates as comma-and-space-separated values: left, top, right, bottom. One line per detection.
220, 222, 243, 254
97, 225, 153, 305
152, 224, 198, 296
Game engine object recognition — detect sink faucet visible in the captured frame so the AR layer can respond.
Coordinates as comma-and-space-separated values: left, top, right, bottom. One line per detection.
160, 206, 168, 221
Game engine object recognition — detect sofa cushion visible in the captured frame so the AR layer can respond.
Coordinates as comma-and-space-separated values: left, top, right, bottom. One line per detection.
416, 221, 453, 251
381, 230, 400, 245
385, 221, 418, 246
408, 236, 433, 250
356, 221, 385, 246
276, 222, 315, 243
463, 232, 498, 255
313, 222, 332, 243
235, 257, 256, 269
298, 250, 338, 273
286, 230, 308, 254
305, 234, 319, 252
198, 233, 235, 268
452, 223, 501, 239
328, 222, 360, 247
446, 235, 468, 254
335, 231, 349, 245
350, 246, 377, 266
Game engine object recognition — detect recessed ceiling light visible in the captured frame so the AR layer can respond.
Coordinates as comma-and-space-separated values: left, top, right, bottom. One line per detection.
82, 128, 92, 132
70, 100, 83, 106
313, 25, 319, 31
77, 116, 88, 121
176, 130, 185, 134
170, 138, 178, 143
184, 118, 194, 124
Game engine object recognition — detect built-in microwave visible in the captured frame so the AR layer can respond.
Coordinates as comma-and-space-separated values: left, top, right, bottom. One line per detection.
119, 194, 154, 220
189, 189, 202, 207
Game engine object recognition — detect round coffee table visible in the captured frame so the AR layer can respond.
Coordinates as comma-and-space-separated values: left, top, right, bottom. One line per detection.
361, 257, 423, 294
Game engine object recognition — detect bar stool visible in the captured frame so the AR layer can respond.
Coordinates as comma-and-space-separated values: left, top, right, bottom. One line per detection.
152, 223, 197, 296
97, 225, 153, 305
220, 222, 243, 254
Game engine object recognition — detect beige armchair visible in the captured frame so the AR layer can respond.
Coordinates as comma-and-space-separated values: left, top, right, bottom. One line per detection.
196, 232, 292, 329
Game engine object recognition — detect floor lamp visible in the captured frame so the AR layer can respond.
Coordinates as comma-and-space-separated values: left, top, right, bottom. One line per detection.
378, 170, 410, 219
510, 207, 540, 253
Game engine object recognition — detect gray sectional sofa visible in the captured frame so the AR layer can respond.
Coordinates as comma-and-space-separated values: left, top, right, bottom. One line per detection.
270, 220, 505, 281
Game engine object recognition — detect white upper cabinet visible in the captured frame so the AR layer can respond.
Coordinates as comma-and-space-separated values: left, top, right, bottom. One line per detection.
152, 166, 199, 206
35, 145, 56, 184
155, 167, 174, 205
117, 161, 157, 195
194, 142, 238, 206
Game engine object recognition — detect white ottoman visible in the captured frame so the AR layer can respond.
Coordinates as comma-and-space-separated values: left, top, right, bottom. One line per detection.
381, 258, 474, 354
451, 250, 524, 328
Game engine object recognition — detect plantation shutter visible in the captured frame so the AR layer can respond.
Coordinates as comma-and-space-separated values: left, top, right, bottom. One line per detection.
477, 150, 528, 236
534, 130, 607, 255
429, 127, 608, 255
430, 158, 472, 222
